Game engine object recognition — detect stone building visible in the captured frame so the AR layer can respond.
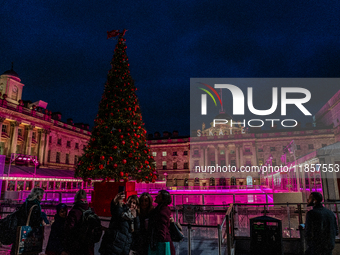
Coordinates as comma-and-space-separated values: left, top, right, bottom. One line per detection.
149, 115, 336, 188
0, 68, 91, 170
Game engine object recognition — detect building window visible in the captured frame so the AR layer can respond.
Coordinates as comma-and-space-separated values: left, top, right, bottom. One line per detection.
183, 151, 188, 155
57, 139, 62, 145
220, 150, 225, 155
56, 152, 60, 163
162, 151, 167, 156
74, 155, 78, 165
49, 136, 52, 144
270, 147, 276, 151
48, 150, 51, 162
172, 151, 177, 156
152, 152, 157, 157
272, 159, 277, 166
297, 145, 301, 150
258, 158, 264, 166
258, 148, 263, 152
11, 86, 18, 100
32, 132, 36, 140
152, 162, 156, 169
67, 141, 71, 148
18, 128, 23, 137
230, 150, 235, 154
66, 154, 69, 164
245, 148, 250, 152
194, 150, 199, 155
246, 160, 251, 166
231, 160, 236, 166
75, 143, 79, 149
308, 144, 314, 150
2, 124, 7, 134
173, 162, 177, 169
184, 162, 189, 169
162, 161, 167, 170
322, 144, 327, 148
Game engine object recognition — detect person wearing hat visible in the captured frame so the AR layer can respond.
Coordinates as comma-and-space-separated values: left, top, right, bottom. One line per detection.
46, 203, 68, 255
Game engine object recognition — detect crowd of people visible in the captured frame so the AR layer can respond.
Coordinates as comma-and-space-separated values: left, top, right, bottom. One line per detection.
7, 187, 178, 255
4, 187, 339, 255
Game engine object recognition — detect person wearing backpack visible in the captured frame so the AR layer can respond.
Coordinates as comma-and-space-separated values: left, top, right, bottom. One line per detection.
10, 187, 44, 255
45, 203, 68, 255
99, 192, 140, 255
61, 189, 99, 255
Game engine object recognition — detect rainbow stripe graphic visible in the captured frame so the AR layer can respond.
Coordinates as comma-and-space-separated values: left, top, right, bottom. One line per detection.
198, 82, 223, 108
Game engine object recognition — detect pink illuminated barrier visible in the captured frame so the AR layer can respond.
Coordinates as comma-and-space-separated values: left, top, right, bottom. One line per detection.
8, 190, 93, 204
135, 184, 269, 194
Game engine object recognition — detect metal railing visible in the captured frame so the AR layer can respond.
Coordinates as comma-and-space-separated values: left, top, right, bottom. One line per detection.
1, 190, 93, 206
232, 202, 340, 239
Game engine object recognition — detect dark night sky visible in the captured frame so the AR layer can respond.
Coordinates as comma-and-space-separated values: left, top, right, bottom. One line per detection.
1, 1, 340, 136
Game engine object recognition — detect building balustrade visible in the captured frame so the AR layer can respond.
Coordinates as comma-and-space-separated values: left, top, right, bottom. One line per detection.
0, 99, 91, 135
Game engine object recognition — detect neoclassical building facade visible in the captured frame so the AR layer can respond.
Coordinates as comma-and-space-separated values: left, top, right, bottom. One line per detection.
1, 67, 339, 190
0, 68, 91, 170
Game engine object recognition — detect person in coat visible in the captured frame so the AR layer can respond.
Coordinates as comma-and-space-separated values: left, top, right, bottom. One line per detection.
305, 192, 339, 255
133, 192, 154, 255
99, 192, 140, 255
61, 189, 94, 255
45, 203, 68, 255
148, 190, 175, 255
10, 187, 44, 255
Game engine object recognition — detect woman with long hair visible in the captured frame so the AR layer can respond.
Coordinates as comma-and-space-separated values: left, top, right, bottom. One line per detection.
10, 187, 44, 255
99, 193, 140, 255
148, 190, 175, 255
133, 192, 154, 255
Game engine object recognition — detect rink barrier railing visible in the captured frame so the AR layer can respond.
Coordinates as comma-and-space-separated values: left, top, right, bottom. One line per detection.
1, 199, 340, 255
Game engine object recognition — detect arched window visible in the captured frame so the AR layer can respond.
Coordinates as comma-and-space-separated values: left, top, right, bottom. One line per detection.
315, 175, 321, 188
219, 177, 226, 186
246, 176, 253, 187
184, 178, 189, 186
194, 178, 200, 186
305, 173, 309, 189
173, 178, 177, 187
209, 177, 215, 186
231, 176, 236, 186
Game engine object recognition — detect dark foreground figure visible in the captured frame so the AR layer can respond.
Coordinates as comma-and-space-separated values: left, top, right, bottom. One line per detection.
305, 192, 339, 255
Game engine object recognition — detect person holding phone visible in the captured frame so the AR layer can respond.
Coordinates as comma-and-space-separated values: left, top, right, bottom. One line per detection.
99, 192, 140, 255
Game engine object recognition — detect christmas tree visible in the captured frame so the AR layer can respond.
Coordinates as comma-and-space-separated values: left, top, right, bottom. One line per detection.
75, 30, 157, 183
